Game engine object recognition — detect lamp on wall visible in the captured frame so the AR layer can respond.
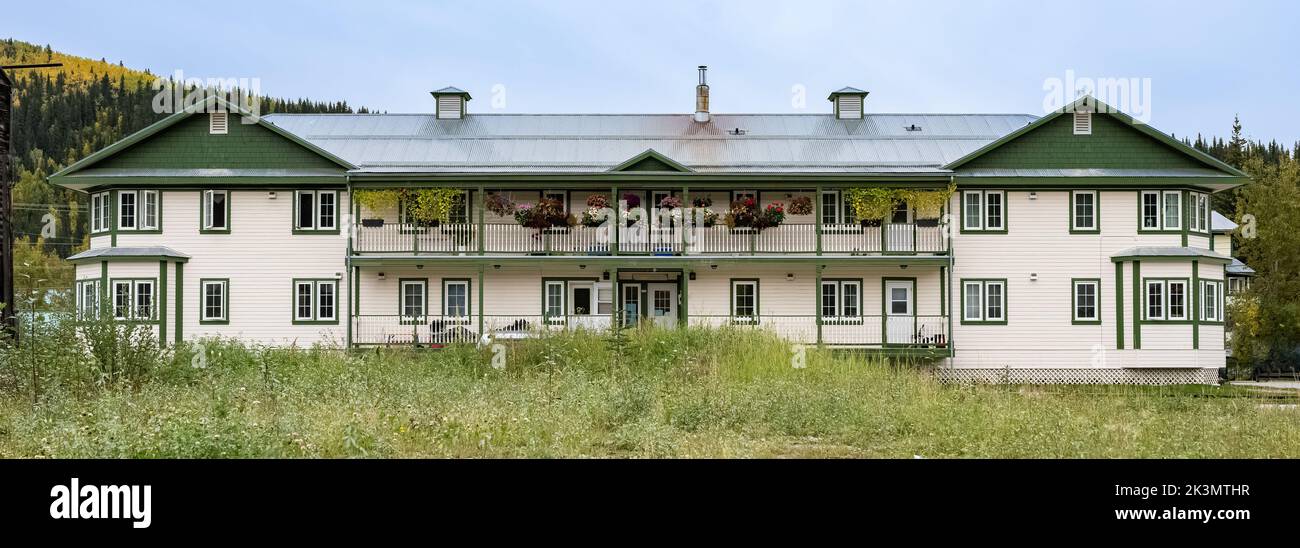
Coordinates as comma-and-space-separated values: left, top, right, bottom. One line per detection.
786, 273, 795, 282
268, 191, 277, 199
710, 264, 718, 270
1029, 192, 1038, 200
416, 264, 424, 270
1030, 273, 1038, 281
377, 272, 386, 280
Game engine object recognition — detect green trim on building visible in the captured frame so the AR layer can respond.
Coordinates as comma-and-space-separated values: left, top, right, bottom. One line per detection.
198, 278, 231, 325
1114, 262, 1124, 350
880, 277, 918, 346
958, 189, 1008, 234
175, 262, 184, 344
1191, 260, 1199, 349
397, 278, 429, 324
1068, 190, 1100, 234
728, 278, 760, 325
1070, 278, 1102, 325
158, 261, 168, 344
957, 278, 1008, 325
290, 278, 342, 325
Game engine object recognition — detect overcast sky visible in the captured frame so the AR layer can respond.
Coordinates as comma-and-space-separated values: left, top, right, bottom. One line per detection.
8, 0, 1298, 142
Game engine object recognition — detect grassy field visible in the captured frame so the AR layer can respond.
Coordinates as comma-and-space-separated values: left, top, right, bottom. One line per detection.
1, 327, 1299, 458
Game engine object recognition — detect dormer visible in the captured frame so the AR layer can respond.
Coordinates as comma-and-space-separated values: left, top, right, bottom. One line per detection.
431, 87, 472, 119
828, 87, 869, 120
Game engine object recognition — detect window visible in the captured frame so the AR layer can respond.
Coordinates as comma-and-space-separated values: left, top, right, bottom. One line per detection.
890, 201, 912, 224
292, 279, 339, 323
961, 279, 1006, 324
1072, 279, 1100, 323
399, 279, 427, 322
1162, 191, 1181, 230
201, 279, 228, 323
731, 190, 757, 204
1143, 279, 1191, 321
731, 279, 758, 324
114, 190, 159, 231
544, 280, 565, 321
1189, 192, 1210, 233
1228, 277, 1250, 295
110, 279, 155, 321
962, 190, 1006, 232
202, 190, 229, 232
118, 191, 136, 230
571, 283, 594, 316
820, 280, 862, 322
1071, 191, 1098, 232
90, 192, 110, 233
819, 191, 857, 226
1141, 191, 1160, 229
76, 279, 100, 319
294, 191, 339, 232
443, 279, 469, 319
1201, 280, 1224, 322
542, 190, 569, 213
596, 283, 613, 315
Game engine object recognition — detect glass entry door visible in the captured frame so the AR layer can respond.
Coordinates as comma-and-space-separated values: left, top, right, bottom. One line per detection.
647, 283, 677, 328
621, 284, 642, 327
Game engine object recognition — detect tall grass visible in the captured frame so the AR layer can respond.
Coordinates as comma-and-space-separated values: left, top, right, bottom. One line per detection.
0, 324, 1298, 458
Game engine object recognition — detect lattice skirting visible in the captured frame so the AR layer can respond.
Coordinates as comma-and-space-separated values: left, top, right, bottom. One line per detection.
932, 367, 1219, 385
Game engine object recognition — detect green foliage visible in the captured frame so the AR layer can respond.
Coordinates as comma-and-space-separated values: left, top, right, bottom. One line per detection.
845, 188, 895, 221
351, 189, 401, 214
897, 184, 955, 219
353, 188, 466, 223
2, 326, 1299, 458
1231, 155, 1300, 368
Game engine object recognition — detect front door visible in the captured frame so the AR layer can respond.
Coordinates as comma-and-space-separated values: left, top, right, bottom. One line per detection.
647, 283, 677, 328
621, 284, 642, 327
885, 279, 915, 344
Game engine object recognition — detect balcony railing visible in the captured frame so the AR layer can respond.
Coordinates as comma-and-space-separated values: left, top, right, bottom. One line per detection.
353, 222, 947, 256
352, 314, 949, 348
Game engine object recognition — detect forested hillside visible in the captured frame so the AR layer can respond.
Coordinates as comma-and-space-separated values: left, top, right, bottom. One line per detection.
1, 38, 368, 258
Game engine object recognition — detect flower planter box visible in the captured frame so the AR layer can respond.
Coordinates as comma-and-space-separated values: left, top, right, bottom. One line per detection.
360, 218, 385, 228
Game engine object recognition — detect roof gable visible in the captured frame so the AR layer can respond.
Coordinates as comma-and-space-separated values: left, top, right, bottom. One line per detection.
944, 96, 1246, 178
50, 95, 355, 185
607, 149, 694, 172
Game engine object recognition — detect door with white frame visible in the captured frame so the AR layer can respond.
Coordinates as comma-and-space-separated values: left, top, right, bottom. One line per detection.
647, 283, 677, 328
884, 279, 916, 345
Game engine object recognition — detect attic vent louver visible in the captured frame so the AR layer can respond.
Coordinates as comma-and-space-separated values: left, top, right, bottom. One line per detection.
431, 87, 472, 120
209, 111, 228, 134
827, 87, 868, 120
1073, 110, 1092, 135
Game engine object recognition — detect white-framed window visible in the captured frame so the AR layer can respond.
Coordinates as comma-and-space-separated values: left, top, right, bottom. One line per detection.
819, 190, 858, 226
595, 283, 614, 315
543, 190, 569, 212
1201, 280, 1224, 322
293, 280, 338, 322
114, 190, 159, 231
110, 279, 155, 320
443, 279, 469, 319
731, 190, 758, 204
1227, 277, 1249, 296
1162, 191, 1182, 231
962, 190, 1006, 231
544, 280, 565, 321
569, 281, 607, 316
1190, 192, 1210, 233
1144, 279, 1191, 321
1140, 191, 1161, 229
294, 191, 339, 231
731, 279, 758, 323
962, 279, 1005, 323
201, 279, 228, 322
76, 279, 100, 319
202, 190, 229, 231
1071, 191, 1098, 232
90, 192, 110, 233
1072, 280, 1100, 322
400, 279, 427, 321
820, 280, 862, 321
117, 191, 136, 230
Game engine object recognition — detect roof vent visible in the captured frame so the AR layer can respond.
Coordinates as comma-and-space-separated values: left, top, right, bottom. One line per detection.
694, 66, 710, 123
828, 87, 868, 120
905, 124, 922, 132
431, 87, 472, 119
728, 127, 747, 136
1073, 111, 1092, 135
209, 111, 228, 134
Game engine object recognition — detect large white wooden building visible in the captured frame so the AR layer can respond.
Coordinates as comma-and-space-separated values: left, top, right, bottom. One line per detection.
50, 73, 1249, 384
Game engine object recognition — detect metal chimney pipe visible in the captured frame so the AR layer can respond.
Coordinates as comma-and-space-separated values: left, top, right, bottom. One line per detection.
694, 65, 710, 123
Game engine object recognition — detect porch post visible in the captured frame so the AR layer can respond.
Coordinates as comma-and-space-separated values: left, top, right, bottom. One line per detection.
477, 264, 485, 338
680, 269, 690, 326
612, 268, 621, 328
814, 186, 823, 256
814, 264, 823, 346
477, 185, 486, 255
611, 184, 620, 256
681, 185, 690, 253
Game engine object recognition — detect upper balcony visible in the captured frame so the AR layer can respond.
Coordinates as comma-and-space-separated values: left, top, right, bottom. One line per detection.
350, 187, 950, 258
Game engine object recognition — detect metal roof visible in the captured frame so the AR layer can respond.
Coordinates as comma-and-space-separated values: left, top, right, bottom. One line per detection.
1227, 258, 1255, 276
1212, 211, 1237, 233
1111, 246, 1232, 263
262, 113, 1036, 173
67, 246, 190, 263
